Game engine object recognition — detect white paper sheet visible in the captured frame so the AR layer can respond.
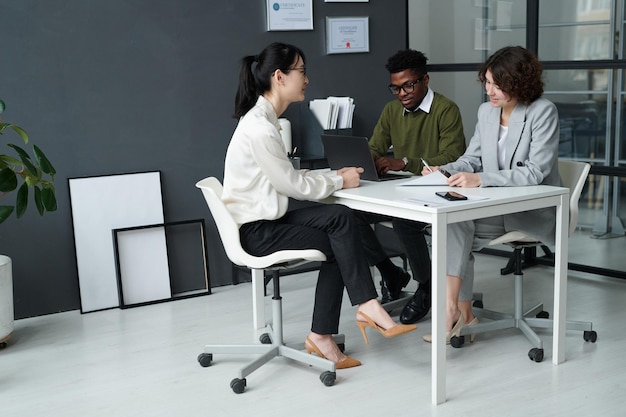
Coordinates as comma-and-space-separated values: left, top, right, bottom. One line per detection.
399, 170, 449, 186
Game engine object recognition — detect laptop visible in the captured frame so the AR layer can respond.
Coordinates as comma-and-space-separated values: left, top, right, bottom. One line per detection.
321, 134, 407, 181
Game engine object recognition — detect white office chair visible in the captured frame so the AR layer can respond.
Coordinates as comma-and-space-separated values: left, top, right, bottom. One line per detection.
195, 177, 343, 393
454, 160, 598, 362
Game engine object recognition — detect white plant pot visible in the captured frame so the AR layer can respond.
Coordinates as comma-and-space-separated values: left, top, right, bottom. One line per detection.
0, 255, 14, 345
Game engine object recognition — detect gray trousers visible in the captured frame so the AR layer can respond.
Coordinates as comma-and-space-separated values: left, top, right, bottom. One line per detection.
448, 216, 507, 301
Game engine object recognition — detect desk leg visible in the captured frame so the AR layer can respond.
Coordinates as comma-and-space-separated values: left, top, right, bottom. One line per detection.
251, 269, 266, 330
553, 193, 569, 364
431, 214, 447, 404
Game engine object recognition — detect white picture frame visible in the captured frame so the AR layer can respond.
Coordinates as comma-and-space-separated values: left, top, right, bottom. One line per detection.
266, 0, 313, 31
326, 16, 369, 54
68, 171, 165, 313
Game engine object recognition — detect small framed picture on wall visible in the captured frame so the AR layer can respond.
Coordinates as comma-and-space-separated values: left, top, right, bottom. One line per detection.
266, 0, 313, 31
326, 16, 369, 54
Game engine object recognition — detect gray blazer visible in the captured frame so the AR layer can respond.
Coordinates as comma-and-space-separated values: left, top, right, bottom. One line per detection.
441, 97, 561, 245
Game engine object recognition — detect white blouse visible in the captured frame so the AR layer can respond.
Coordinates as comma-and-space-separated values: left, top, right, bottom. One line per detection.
222, 96, 343, 226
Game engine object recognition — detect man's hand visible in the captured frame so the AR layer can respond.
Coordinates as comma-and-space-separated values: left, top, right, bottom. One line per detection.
374, 156, 405, 174
338, 167, 364, 189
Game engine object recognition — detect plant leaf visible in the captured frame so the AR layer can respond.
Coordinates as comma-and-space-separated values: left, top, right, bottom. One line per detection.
6, 143, 31, 161
41, 187, 57, 211
34, 186, 44, 215
16, 182, 28, 218
33, 145, 56, 175
0, 99, 5, 114
0, 154, 23, 167
7, 143, 38, 175
0, 205, 13, 224
0, 167, 18, 192
9, 124, 29, 144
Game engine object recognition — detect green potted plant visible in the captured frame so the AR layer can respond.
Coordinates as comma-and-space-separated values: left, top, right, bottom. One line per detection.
0, 98, 57, 348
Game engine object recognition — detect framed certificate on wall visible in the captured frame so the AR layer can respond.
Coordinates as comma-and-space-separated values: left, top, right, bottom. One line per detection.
326, 17, 369, 54
266, 0, 313, 31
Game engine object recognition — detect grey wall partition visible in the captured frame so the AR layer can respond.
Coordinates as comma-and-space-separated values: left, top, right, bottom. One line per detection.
0, 0, 407, 319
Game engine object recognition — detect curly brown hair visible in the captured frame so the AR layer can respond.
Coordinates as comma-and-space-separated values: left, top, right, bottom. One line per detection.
478, 46, 543, 104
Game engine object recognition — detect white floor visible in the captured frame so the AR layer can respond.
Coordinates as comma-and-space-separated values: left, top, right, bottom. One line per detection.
2, 252, 625, 417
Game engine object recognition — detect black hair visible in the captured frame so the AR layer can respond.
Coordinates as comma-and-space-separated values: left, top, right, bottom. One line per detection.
233, 42, 306, 118
385, 49, 428, 75
478, 46, 544, 104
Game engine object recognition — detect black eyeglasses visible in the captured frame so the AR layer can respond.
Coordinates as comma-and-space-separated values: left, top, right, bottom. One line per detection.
289, 66, 307, 76
388, 75, 425, 95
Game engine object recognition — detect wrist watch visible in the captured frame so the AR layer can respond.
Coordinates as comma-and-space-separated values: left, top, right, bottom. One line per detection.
402, 156, 409, 169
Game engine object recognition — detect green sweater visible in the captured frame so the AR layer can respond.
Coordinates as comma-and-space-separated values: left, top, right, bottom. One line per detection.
369, 92, 466, 174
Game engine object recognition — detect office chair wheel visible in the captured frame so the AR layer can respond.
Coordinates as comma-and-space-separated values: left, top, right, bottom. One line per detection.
230, 378, 247, 394
450, 335, 465, 348
0, 342, 7, 349
536, 311, 549, 319
583, 330, 597, 342
472, 300, 484, 309
320, 371, 336, 387
259, 333, 272, 344
337, 343, 345, 353
528, 348, 544, 362
197, 353, 213, 367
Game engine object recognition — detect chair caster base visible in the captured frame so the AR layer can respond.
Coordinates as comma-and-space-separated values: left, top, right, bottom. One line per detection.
583, 330, 597, 342
320, 371, 336, 387
230, 378, 247, 394
450, 335, 465, 348
528, 348, 544, 362
198, 353, 213, 367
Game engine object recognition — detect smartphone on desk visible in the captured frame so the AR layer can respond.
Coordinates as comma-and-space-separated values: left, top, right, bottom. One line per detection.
436, 191, 468, 201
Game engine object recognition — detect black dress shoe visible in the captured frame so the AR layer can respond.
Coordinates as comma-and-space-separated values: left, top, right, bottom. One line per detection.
400, 286, 431, 324
380, 280, 392, 304
381, 266, 411, 304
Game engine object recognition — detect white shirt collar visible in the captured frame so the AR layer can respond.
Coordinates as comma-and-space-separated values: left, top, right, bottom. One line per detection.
403, 87, 434, 115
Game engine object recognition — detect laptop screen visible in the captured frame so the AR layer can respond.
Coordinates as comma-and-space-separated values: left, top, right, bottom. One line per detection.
321, 134, 380, 181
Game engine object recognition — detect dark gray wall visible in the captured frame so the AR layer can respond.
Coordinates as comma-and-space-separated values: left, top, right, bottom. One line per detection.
0, 0, 406, 319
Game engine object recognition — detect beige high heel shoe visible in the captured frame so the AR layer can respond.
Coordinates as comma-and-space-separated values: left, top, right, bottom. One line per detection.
423, 316, 478, 344
304, 337, 361, 369
356, 312, 417, 345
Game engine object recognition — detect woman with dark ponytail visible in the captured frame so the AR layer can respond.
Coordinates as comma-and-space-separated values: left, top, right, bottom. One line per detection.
222, 42, 416, 369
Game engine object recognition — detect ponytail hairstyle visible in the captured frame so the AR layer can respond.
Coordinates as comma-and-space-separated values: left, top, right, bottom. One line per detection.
233, 42, 306, 119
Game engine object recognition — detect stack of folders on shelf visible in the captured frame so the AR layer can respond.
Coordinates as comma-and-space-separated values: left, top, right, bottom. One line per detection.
309, 96, 355, 130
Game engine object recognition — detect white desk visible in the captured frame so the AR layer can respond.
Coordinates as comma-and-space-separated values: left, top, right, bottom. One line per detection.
323, 179, 570, 405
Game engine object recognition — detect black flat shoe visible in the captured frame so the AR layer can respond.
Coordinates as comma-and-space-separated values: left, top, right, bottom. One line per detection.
382, 266, 411, 302
400, 286, 431, 324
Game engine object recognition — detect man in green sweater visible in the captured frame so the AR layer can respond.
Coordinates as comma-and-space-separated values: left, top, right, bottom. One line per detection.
367, 49, 466, 324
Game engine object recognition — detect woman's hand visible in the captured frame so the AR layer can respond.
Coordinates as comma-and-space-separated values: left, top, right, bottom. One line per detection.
338, 167, 364, 189
448, 172, 481, 188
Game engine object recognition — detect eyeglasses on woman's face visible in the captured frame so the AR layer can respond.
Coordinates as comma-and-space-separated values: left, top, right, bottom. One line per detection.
288, 66, 307, 76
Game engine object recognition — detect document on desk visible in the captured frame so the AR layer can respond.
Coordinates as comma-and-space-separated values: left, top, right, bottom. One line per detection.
399, 170, 449, 186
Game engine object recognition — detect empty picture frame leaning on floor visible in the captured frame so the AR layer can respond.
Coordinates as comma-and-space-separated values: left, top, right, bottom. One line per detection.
69, 171, 165, 313
113, 219, 211, 309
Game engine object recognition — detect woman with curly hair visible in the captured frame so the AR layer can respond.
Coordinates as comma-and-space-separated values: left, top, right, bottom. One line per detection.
421, 46, 561, 343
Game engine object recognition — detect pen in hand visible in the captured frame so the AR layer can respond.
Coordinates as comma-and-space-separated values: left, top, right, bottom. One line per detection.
421, 158, 433, 173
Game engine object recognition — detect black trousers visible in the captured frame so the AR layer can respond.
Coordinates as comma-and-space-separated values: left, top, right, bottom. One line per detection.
356, 212, 432, 285
239, 204, 377, 335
